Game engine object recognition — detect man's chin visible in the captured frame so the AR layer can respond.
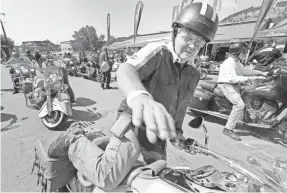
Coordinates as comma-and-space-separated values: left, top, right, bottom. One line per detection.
180, 54, 194, 63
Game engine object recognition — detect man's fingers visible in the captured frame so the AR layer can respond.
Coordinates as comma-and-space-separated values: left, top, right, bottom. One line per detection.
143, 104, 157, 133
158, 104, 177, 139
131, 103, 144, 128
164, 111, 177, 139
153, 105, 169, 140
146, 129, 158, 144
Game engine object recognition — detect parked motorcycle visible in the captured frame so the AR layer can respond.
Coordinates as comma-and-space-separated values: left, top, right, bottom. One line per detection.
8, 57, 36, 91
33, 115, 287, 192
189, 59, 287, 140
45, 57, 55, 67
199, 68, 208, 80
62, 56, 78, 76
23, 66, 72, 129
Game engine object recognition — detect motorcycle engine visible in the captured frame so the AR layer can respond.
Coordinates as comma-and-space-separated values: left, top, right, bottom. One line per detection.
244, 95, 278, 123
27, 88, 46, 108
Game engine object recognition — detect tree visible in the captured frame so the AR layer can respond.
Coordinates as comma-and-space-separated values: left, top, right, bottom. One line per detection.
72, 25, 106, 50
1, 35, 14, 58
1, 35, 14, 48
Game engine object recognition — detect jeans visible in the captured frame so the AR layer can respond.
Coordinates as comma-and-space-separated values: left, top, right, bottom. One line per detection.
101, 71, 111, 87
217, 84, 245, 130
68, 126, 166, 191
61, 68, 76, 102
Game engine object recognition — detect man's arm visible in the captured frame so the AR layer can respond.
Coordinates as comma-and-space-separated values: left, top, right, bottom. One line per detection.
117, 43, 162, 98
117, 43, 176, 143
238, 62, 262, 76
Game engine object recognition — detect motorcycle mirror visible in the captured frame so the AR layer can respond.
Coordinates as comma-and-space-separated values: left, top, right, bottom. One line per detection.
188, 116, 204, 129
188, 116, 209, 148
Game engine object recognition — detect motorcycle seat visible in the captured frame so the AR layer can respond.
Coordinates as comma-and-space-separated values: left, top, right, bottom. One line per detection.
199, 81, 226, 98
199, 81, 217, 92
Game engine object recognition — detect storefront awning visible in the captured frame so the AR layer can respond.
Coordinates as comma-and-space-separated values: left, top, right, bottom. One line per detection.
209, 21, 257, 44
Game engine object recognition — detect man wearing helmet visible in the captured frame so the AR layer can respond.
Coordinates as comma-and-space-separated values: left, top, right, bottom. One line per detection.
247, 38, 282, 71
48, 3, 218, 191
217, 42, 268, 141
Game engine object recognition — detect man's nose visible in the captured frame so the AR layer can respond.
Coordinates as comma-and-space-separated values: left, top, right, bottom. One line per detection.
188, 43, 195, 50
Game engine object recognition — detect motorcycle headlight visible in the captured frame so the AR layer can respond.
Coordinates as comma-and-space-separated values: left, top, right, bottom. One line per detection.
30, 69, 35, 72
22, 69, 28, 73
15, 69, 20, 74
53, 80, 62, 91
69, 61, 74, 64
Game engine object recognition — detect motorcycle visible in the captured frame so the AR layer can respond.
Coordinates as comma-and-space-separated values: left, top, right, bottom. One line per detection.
189, 59, 287, 140
201, 61, 221, 75
199, 68, 208, 80
33, 115, 287, 192
45, 57, 55, 67
62, 56, 78, 76
23, 66, 72, 129
8, 57, 36, 91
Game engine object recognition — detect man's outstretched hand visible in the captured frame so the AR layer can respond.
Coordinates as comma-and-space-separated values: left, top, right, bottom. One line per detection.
129, 94, 177, 144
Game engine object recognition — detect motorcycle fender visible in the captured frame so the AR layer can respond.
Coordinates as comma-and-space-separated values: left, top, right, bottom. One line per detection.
38, 99, 72, 118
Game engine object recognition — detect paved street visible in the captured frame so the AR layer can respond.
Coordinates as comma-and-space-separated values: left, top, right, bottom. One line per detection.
1, 64, 287, 192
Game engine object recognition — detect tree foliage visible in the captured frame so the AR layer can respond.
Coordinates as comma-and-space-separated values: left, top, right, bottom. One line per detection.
72, 25, 116, 50
1, 35, 15, 48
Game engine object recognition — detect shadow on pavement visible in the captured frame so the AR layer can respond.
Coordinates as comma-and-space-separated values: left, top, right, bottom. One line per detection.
1, 114, 29, 132
1, 89, 14, 92
72, 109, 102, 122
74, 97, 97, 107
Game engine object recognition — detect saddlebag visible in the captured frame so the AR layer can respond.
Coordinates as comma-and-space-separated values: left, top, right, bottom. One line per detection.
189, 87, 212, 110
32, 137, 76, 192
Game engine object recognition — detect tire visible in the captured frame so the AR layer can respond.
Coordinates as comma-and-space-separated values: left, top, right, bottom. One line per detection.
13, 77, 22, 90
41, 110, 68, 129
200, 70, 207, 80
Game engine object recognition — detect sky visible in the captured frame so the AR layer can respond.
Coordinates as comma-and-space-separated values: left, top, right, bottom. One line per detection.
1, 0, 263, 44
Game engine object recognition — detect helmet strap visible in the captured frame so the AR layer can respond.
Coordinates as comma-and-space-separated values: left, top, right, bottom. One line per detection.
172, 25, 179, 53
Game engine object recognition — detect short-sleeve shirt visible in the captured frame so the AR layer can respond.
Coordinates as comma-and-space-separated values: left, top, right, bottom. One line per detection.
117, 41, 200, 152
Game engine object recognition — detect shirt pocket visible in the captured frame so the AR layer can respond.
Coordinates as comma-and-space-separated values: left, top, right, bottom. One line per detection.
150, 76, 175, 97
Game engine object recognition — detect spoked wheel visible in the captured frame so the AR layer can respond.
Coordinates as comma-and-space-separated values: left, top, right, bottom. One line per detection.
13, 77, 22, 90
199, 69, 207, 80
41, 110, 67, 129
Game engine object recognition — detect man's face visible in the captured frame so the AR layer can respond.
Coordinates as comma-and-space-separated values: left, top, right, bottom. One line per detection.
174, 27, 206, 63
238, 48, 249, 60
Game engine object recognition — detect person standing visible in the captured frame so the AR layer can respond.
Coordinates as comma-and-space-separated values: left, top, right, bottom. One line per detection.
99, 47, 112, 89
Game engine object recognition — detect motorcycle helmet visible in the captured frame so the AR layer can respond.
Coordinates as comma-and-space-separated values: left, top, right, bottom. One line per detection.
26, 50, 31, 55
229, 42, 250, 56
172, 2, 219, 42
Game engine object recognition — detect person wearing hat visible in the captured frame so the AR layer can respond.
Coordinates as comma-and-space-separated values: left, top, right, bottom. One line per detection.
48, 3, 219, 191
99, 46, 112, 89
248, 38, 282, 71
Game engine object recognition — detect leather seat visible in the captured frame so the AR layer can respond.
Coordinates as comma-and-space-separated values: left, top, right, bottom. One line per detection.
199, 81, 226, 98
199, 81, 217, 92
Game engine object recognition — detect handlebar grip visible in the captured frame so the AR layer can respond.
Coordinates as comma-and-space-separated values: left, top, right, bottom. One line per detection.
110, 112, 132, 138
